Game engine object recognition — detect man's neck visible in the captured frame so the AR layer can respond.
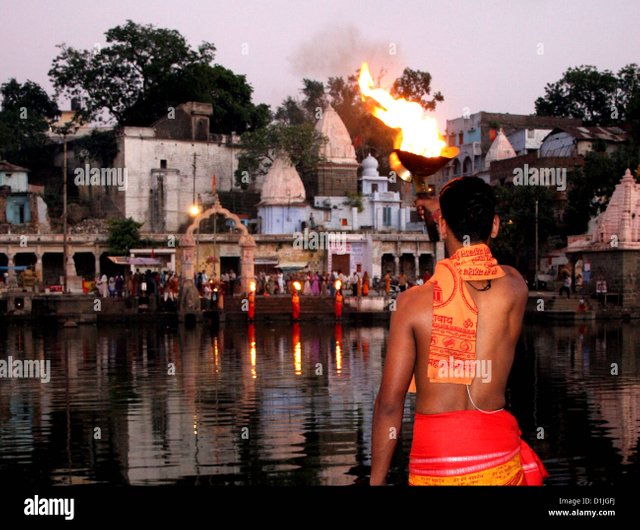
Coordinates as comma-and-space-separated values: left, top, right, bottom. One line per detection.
445, 239, 489, 256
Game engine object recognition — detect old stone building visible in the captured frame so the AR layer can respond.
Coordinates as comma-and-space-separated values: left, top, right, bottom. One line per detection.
114, 102, 242, 233
313, 106, 359, 197
567, 169, 640, 309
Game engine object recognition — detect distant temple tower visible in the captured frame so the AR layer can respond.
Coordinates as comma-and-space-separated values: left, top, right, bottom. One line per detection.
567, 168, 640, 310
314, 106, 359, 197
257, 155, 308, 234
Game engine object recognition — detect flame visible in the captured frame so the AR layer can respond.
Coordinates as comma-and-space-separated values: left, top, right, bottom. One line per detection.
358, 62, 447, 158
293, 281, 301, 292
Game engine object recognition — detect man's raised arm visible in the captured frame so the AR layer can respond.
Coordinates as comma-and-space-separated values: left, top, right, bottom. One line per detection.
370, 290, 417, 485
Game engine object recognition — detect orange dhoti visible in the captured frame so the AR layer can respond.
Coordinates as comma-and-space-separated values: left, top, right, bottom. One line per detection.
409, 410, 548, 486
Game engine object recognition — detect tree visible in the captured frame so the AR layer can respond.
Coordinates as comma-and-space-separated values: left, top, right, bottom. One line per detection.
122, 62, 270, 133
492, 185, 556, 278
0, 78, 59, 166
535, 64, 640, 126
107, 217, 142, 255
391, 67, 444, 111
564, 146, 639, 235
48, 20, 269, 133
238, 64, 444, 194
235, 122, 326, 188
326, 66, 443, 174
73, 129, 118, 167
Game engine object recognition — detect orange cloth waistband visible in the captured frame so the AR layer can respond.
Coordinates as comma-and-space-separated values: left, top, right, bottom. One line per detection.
409, 410, 548, 486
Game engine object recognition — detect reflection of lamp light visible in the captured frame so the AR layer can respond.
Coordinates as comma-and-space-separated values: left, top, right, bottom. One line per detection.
250, 340, 257, 379
293, 323, 301, 375
250, 280, 256, 292
294, 341, 302, 375
189, 204, 201, 216
213, 337, 219, 373
248, 323, 256, 379
335, 323, 343, 374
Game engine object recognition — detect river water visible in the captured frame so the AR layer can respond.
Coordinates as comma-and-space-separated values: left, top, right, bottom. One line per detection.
0, 320, 638, 486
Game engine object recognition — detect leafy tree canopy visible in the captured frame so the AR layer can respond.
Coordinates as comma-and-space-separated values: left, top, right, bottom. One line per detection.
535, 64, 640, 127
49, 20, 269, 133
107, 217, 142, 255
0, 78, 59, 166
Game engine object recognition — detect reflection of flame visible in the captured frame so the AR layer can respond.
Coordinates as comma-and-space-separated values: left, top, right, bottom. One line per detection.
249, 324, 256, 379
293, 323, 302, 375
250, 341, 257, 379
334, 279, 342, 291
213, 336, 219, 373
335, 323, 343, 375
293, 281, 301, 292
358, 62, 447, 158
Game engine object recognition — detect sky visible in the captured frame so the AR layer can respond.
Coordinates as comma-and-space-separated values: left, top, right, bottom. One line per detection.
1, 0, 639, 127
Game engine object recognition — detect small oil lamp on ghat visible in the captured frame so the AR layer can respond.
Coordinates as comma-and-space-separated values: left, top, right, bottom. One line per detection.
358, 62, 459, 240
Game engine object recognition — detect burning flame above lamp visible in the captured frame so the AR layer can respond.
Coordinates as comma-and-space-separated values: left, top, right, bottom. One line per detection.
357, 62, 459, 197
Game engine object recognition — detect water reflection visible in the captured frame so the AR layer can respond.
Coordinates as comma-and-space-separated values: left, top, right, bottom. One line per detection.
0, 321, 638, 486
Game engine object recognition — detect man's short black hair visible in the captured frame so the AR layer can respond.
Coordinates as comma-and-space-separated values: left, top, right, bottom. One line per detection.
439, 177, 496, 243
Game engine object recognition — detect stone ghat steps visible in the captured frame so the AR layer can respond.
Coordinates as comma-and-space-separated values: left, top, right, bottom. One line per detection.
527, 293, 596, 319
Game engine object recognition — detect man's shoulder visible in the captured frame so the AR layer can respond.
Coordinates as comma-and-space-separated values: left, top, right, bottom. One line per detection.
497, 265, 528, 297
396, 284, 433, 312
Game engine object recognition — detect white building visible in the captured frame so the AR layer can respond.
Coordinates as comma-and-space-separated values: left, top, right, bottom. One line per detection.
540, 126, 628, 158
507, 128, 552, 155
114, 102, 242, 233
257, 155, 308, 234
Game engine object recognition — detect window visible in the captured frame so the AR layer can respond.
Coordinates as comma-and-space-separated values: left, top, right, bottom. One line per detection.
383, 207, 392, 227
372, 184, 378, 193
527, 129, 535, 138
323, 210, 330, 221
160, 159, 167, 169
341, 218, 348, 226
463, 157, 473, 175
458, 132, 464, 145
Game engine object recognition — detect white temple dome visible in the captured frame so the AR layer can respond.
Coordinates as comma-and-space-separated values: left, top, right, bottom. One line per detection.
484, 128, 516, 168
315, 106, 357, 164
361, 154, 380, 177
259, 155, 306, 205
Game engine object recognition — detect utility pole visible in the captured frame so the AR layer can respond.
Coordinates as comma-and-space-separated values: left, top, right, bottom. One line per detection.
63, 133, 68, 293
192, 151, 197, 208
535, 199, 539, 291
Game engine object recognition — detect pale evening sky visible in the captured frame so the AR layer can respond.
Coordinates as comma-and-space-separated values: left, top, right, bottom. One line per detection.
1, 0, 638, 127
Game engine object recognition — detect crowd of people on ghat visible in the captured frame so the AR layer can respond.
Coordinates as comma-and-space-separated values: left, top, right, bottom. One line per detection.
2, 264, 432, 301
244, 269, 429, 297
2, 265, 432, 299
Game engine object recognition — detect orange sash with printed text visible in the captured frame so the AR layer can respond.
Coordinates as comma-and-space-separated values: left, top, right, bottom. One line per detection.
425, 244, 504, 386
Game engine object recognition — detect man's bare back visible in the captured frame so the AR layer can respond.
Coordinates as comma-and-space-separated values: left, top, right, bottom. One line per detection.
399, 265, 528, 414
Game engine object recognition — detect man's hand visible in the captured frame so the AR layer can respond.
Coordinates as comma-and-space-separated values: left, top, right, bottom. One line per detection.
414, 196, 440, 221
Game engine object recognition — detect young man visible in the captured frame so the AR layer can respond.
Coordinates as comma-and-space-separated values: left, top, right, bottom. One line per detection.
371, 177, 547, 486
